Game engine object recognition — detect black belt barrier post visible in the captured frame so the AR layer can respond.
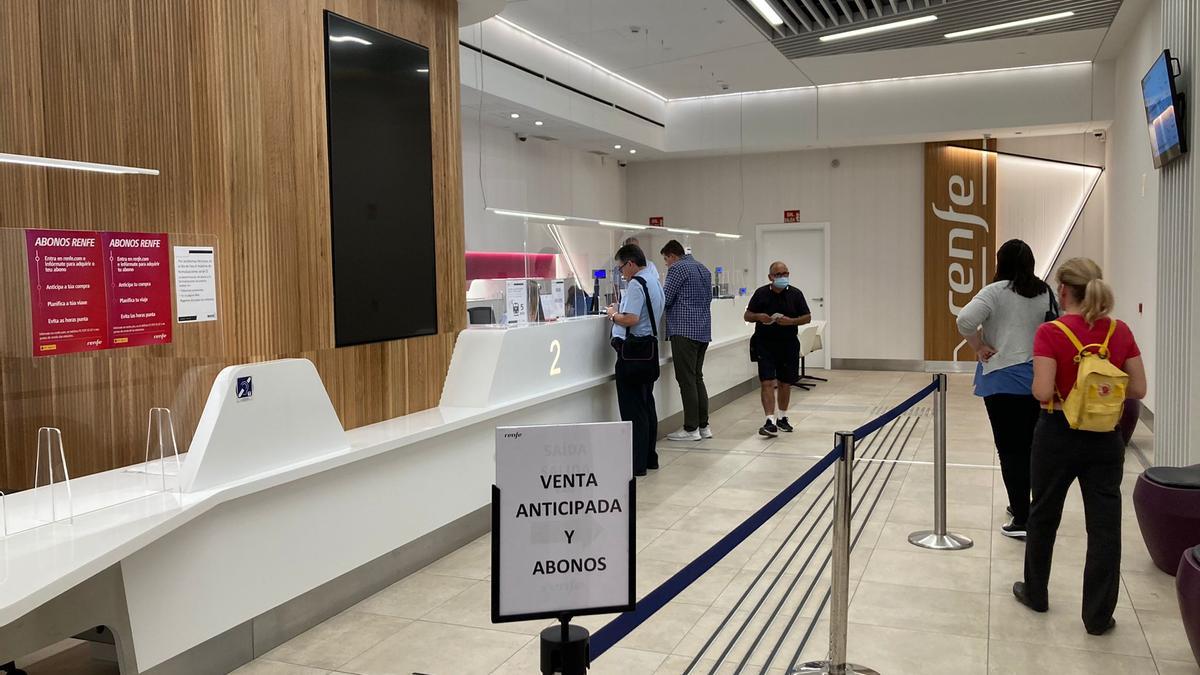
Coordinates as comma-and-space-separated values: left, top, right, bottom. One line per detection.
540, 613, 589, 675
796, 432, 879, 675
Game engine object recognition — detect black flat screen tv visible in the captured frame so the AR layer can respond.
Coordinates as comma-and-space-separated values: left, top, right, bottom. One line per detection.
1142, 49, 1187, 169
324, 11, 437, 347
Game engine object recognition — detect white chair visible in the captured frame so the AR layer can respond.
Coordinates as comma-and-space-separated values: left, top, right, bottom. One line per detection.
800, 321, 828, 384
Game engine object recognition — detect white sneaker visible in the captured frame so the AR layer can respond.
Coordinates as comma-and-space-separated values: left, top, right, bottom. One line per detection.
699, 426, 713, 439
667, 428, 702, 441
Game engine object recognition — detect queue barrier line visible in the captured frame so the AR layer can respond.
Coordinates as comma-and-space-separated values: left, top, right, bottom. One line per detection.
746, 416, 919, 675
588, 446, 842, 660
851, 379, 938, 439
589, 377, 942, 662
691, 412, 914, 675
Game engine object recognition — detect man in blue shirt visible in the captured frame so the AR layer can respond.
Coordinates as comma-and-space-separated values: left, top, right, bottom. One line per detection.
660, 240, 713, 442
607, 243, 664, 476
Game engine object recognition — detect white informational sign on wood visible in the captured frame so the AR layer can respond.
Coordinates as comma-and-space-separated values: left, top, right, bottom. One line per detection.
173, 245, 218, 323
492, 422, 635, 622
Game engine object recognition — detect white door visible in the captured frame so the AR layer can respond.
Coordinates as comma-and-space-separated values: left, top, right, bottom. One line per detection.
757, 226, 828, 368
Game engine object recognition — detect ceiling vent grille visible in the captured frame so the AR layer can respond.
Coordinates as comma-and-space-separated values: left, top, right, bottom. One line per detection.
727, 0, 1122, 60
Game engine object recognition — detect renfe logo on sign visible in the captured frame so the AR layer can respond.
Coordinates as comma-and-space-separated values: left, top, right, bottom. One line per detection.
492, 422, 635, 622
923, 141, 996, 360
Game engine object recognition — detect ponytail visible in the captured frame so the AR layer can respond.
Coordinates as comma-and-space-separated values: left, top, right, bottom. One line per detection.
1080, 278, 1115, 325
1056, 257, 1114, 326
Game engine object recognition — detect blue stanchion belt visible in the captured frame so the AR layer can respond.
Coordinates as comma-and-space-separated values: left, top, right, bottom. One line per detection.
853, 379, 938, 439
589, 377, 941, 660
589, 445, 842, 659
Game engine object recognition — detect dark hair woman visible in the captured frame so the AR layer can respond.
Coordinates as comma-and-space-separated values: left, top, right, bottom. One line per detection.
955, 239, 1055, 539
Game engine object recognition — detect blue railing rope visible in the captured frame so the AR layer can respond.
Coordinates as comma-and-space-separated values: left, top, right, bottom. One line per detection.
852, 379, 938, 439
589, 377, 940, 661
589, 446, 841, 659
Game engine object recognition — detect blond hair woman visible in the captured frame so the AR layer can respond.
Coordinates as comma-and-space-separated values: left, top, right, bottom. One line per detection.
1012, 258, 1147, 636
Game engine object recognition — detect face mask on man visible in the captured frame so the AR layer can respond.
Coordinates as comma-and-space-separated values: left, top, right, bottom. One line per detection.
772, 276, 790, 289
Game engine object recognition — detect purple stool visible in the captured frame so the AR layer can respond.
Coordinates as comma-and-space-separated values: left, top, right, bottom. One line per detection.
1178, 545, 1200, 667
1133, 465, 1200, 575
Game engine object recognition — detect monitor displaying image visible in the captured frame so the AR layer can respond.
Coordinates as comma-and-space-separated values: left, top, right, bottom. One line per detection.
1142, 50, 1187, 169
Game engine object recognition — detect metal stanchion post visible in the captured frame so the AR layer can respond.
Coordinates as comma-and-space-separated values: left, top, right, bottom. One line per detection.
795, 432, 878, 675
908, 373, 973, 551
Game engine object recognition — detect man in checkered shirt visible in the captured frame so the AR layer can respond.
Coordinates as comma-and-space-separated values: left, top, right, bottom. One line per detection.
659, 240, 714, 442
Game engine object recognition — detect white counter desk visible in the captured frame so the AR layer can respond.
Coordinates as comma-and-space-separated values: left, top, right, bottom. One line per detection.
0, 298, 754, 673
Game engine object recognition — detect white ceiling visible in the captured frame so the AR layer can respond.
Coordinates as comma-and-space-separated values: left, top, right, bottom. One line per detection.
497, 0, 812, 97
494, 0, 1145, 96
462, 90, 669, 160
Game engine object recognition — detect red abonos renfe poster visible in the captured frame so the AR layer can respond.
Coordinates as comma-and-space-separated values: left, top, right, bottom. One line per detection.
101, 232, 172, 349
25, 229, 109, 356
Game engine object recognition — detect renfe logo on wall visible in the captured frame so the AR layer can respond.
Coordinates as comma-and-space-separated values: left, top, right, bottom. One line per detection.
924, 141, 997, 361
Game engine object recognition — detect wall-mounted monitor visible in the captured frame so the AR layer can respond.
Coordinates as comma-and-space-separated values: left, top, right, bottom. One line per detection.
1142, 49, 1187, 169
324, 11, 437, 347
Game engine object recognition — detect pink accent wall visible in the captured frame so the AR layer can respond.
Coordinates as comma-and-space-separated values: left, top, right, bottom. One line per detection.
465, 251, 556, 281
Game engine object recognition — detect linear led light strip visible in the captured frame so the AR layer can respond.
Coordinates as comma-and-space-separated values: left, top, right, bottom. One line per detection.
489, 207, 741, 238
820, 15, 938, 42
945, 12, 1074, 39
492, 16, 667, 102
747, 0, 785, 27
0, 152, 159, 175
668, 60, 1091, 102
815, 60, 1092, 89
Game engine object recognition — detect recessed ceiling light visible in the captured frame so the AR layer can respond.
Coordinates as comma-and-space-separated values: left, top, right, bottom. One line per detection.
746, 0, 785, 27
820, 15, 937, 42
534, 120, 544, 126
945, 11, 1074, 39
628, 149, 637, 154
510, 113, 520, 119
614, 144, 622, 149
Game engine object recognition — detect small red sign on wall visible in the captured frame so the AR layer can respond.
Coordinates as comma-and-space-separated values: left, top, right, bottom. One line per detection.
784, 210, 800, 223
649, 217, 664, 227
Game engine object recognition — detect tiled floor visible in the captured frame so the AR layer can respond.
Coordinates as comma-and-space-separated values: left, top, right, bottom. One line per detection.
236, 370, 1197, 675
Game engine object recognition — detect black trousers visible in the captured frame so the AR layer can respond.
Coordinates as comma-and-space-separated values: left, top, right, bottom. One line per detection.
615, 357, 658, 475
1023, 411, 1124, 631
983, 394, 1041, 526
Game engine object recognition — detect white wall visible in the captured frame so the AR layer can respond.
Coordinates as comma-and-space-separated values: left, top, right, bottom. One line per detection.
463, 119, 627, 276
664, 62, 1109, 153
996, 134, 1108, 279
626, 145, 925, 361
1104, 0, 1161, 412
626, 134, 1116, 363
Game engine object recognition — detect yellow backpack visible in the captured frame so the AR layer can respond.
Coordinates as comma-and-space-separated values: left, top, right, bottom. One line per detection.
1050, 319, 1129, 431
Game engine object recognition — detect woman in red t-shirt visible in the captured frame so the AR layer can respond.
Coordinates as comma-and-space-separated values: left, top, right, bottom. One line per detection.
1012, 258, 1147, 636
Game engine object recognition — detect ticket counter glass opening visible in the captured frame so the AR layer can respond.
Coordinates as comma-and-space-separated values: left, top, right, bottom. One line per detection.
464, 211, 747, 328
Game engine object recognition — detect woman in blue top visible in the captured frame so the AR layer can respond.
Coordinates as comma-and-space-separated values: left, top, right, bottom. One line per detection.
956, 239, 1056, 539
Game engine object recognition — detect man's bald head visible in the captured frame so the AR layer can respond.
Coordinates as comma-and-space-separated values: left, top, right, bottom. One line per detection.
769, 261, 789, 278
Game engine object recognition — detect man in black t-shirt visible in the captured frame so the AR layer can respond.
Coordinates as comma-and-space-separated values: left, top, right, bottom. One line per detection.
744, 261, 812, 438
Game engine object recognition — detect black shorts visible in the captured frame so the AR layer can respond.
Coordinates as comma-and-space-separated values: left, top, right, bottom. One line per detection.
754, 338, 800, 383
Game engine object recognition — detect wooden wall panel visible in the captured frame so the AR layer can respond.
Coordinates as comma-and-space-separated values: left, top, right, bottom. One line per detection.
0, 0, 465, 491
923, 140, 998, 360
